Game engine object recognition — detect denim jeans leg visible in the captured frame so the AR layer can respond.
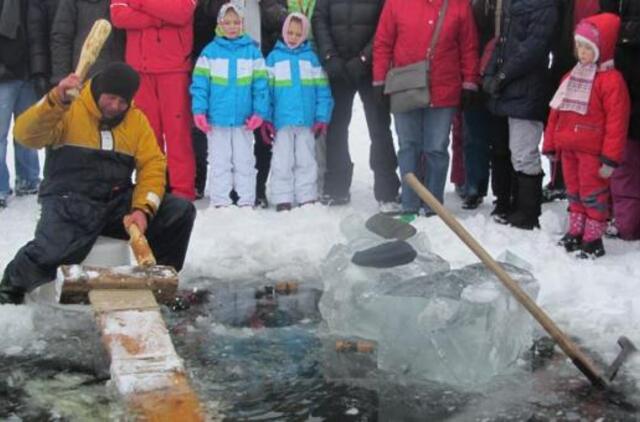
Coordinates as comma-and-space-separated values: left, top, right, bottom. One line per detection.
0, 80, 20, 196
422, 107, 456, 210
463, 108, 491, 197
13, 81, 40, 186
394, 109, 424, 212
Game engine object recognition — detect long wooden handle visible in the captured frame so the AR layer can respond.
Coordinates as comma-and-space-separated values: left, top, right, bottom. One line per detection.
126, 223, 156, 267
405, 173, 607, 388
66, 19, 112, 98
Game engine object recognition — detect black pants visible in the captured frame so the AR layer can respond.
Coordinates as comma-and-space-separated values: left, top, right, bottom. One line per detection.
2, 191, 196, 293
324, 77, 400, 202
192, 126, 208, 195
254, 128, 272, 200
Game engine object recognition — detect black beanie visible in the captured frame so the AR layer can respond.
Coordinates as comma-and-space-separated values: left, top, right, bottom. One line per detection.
91, 62, 140, 104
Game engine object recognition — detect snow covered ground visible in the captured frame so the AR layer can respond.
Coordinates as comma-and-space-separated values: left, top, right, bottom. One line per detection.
1, 101, 639, 389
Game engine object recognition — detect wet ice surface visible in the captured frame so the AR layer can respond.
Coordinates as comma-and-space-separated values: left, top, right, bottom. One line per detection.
166, 279, 640, 421
1, 279, 639, 421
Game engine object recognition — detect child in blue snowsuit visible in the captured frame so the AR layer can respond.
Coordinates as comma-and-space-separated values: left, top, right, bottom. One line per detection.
190, 3, 269, 207
263, 12, 333, 211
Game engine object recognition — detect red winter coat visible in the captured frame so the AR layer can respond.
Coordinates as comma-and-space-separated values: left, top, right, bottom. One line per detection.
110, 0, 196, 73
372, 0, 479, 108
543, 13, 631, 166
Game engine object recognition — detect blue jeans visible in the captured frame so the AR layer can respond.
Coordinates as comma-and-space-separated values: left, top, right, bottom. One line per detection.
395, 107, 456, 212
463, 108, 491, 197
0, 80, 40, 197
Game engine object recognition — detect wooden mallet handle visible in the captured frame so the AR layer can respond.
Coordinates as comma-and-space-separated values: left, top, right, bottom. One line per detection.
126, 223, 157, 267
66, 19, 112, 98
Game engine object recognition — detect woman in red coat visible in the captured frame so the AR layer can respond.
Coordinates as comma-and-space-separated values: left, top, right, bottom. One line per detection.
543, 13, 630, 258
372, 0, 479, 217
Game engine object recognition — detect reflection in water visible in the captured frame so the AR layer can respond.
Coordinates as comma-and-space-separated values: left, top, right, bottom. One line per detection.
1, 278, 638, 421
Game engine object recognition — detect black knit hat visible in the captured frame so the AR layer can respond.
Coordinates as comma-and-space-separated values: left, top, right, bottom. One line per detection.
91, 62, 140, 104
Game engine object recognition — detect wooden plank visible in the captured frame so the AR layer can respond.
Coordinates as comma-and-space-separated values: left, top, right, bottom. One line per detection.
89, 289, 159, 313
90, 291, 205, 421
59, 264, 178, 305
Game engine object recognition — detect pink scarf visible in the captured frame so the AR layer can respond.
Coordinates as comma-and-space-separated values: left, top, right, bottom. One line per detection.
549, 62, 597, 115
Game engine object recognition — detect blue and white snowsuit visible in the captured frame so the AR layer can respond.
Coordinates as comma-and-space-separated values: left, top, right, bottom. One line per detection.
191, 34, 269, 206
266, 40, 333, 205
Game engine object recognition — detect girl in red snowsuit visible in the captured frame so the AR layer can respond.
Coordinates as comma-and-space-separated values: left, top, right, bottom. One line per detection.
543, 13, 630, 258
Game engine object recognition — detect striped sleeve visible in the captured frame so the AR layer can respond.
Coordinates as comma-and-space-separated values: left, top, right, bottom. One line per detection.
190, 53, 211, 115
251, 47, 270, 119
311, 54, 333, 123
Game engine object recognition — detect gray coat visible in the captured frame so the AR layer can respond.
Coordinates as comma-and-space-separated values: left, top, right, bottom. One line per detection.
50, 0, 125, 83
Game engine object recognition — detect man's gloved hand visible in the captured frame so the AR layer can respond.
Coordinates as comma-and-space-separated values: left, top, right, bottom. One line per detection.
460, 88, 482, 110
245, 114, 264, 131
373, 85, 388, 106
260, 121, 276, 145
345, 56, 368, 84
123, 209, 148, 234
32, 74, 50, 98
323, 56, 347, 81
599, 164, 615, 179
311, 122, 328, 137
482, 73, 505, 96
194, 114, 212, 133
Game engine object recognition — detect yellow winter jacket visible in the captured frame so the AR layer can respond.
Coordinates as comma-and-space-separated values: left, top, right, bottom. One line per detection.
13, 82, 166, 216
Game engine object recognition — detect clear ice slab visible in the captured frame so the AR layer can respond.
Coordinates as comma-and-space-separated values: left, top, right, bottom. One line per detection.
319, 214, 450, 342
375, 263, 540, 389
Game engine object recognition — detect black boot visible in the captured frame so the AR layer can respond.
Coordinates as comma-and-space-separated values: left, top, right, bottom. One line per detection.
0, 273, 25, 305
558, 233, 582, 252
504, 172, 543, 230
490, 154, 514, 219
578, 238, 605, 259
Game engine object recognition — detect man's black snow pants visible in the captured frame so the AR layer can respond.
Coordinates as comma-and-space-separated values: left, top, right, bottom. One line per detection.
1, 189, 196, 294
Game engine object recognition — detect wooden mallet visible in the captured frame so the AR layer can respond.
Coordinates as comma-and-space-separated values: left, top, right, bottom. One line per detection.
66, 19, 112, 98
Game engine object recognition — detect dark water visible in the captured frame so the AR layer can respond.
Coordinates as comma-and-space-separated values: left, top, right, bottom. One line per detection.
1, 278, 639, 421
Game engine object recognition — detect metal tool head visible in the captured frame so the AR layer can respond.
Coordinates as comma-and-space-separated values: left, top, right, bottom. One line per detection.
605, 336, 638, 382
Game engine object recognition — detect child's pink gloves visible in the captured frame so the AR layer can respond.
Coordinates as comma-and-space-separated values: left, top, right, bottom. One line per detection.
260, 122, 276, 145
312, 122, 328, 137
599, 164, 615, 179
245, 114, 264, 131
194, 114, 211, 133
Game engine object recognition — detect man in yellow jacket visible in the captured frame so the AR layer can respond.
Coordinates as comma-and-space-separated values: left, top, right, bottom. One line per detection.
0, 62, 196, 304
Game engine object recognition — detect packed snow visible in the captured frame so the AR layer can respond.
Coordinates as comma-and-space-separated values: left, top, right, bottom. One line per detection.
1, 102, 639, 389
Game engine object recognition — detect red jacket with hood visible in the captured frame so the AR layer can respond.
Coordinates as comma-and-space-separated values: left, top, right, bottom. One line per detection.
110, 0, 196, 73
543, 13, 630, 167
372, 0, 479, 108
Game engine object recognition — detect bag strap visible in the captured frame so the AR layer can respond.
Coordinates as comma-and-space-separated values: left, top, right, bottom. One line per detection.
494, 0, 503, 38
426, 0, 450, 61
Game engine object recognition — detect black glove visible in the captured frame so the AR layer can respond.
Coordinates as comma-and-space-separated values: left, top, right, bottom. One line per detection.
345, 56, 369, 84
372, 85, 388, 107
32, 74, 50, 98
460, 88, 483, 110
323, 56, 347, 81
482, 73, 504, 97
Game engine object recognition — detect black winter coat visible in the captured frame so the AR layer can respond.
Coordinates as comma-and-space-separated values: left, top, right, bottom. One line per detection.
601, 0, 640, 140
313, 0, 384, 67
50, 0, 125, 84
483, 0, 558, 121
193, 0, 225, 60
0, 0, 30, 81
27, 0, 59, 78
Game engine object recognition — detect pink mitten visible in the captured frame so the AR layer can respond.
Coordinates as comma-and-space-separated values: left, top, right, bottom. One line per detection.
311, 122, 328, 137
194, 114, 211, 133
245, 114, 264, 131
260, 122, 276, 145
